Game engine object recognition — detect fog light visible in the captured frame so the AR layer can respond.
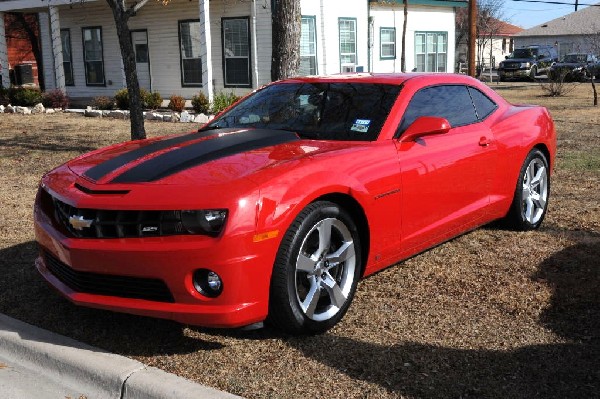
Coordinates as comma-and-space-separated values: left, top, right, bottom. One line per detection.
193, 269, 223, 297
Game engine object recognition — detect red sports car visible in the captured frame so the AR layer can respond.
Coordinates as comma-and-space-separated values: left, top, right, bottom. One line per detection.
34, 74, 556, 334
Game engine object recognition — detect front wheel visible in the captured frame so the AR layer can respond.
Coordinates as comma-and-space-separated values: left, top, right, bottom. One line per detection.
267, 201, 361, 334
504, 149, 550, 230
530, 66, 538, 81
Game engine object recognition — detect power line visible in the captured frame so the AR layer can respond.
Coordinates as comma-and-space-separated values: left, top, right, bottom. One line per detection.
509, 0, 600, 6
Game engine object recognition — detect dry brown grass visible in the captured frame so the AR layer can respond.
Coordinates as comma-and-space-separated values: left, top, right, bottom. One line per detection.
0, 84, 598, 399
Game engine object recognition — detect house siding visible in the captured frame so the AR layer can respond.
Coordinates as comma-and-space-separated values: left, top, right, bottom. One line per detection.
370, 4, 456, 73
300, 0, 369, 75
39, 0, 273, 99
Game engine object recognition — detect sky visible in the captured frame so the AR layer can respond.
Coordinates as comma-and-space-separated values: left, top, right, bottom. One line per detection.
502, 0, 592, 29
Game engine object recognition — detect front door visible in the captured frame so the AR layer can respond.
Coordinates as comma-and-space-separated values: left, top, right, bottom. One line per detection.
131, 30, 151, 91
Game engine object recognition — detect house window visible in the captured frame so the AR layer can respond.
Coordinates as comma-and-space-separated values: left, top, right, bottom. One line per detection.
380, 27, 396, 59
60, 29, 74, 86
222, 17, 251, 87
179, 20, 202, 87
502, 38, 507, 52
339, 18, 357, 70
415, 32, 447, 72
82, 27, 104, 86
300, 16, 317, 75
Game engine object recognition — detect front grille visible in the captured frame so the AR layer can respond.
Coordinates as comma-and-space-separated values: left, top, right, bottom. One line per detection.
52, 196, 186, 239
502, 62, 522, 70
44, 251, 175, 303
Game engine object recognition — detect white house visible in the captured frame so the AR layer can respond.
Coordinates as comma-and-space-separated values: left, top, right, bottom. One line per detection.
0, 0, 463, 102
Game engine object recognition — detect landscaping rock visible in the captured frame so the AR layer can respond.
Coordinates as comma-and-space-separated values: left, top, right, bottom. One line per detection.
32, 103, 45, 114
0, 105, 4, 113
5, 105, 14, 113
15, 106, 31, 115
180, 111, 192, 123
45, 109, 55, 114
108, 110, 128, 119
85, 109, 103, 117
170, 113, 180, 123
64, 109, 86, 114
194, 113, 209, 124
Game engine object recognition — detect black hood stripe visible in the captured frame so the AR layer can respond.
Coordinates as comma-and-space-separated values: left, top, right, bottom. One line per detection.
83, 130, 222, 182
110, 129, 299, 183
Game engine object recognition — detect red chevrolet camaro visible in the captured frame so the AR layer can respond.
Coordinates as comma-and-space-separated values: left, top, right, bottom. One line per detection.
34, 74, 556, 334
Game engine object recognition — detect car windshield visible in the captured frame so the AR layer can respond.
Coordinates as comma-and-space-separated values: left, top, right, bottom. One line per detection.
205, 82, 401, 141
562, 54, 586, 63
510, 49, 535, 59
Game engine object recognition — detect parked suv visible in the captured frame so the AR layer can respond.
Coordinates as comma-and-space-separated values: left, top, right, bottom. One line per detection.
498, 45, 559, 81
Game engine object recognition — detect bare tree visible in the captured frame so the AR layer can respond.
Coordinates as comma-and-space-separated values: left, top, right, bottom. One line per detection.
584, 26, 600, 106
456, 0, 506, 73
105, 0, 149, 140
5, 13, 45, 90
271, 0, 301, 80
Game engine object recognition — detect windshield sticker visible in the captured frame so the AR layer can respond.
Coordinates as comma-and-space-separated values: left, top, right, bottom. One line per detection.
351, 119, 371, 133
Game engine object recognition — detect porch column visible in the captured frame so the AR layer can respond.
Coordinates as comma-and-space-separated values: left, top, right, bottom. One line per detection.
199, 0, 214, 103
48, 6, 65, 91
0, 12, 10, 88
250, 0, 259, 87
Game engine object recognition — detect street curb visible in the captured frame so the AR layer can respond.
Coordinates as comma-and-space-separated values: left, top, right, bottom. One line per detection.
0, 314, 241, 399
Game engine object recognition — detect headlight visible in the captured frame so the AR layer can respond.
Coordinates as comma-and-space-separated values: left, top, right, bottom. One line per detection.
520, 62, 531, 68
181, 209, 228, 237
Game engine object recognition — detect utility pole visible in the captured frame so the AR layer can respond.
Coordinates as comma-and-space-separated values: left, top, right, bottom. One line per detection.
468, 0, 477, 77
575, 0, 579, 11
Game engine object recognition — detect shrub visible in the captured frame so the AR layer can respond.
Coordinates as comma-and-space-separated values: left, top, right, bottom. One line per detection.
114, 88, 162, 110
93, 96, 114, 110
9, 87, 43, 106
42, 89, 70, 109
211, 91, 241, 114
540, 70, 576, 97
114, 88, 129, 110
0, 88, 9, 106
168, 94, 186, 112
191, 92, 209, 114
145, 91, 162, 110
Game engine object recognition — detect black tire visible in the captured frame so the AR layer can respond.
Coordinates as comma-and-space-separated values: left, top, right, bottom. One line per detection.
267, 201, 361, 334
504, 149, 550, 231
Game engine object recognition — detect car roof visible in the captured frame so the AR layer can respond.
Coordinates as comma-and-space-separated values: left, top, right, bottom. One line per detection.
280, 73, 480, 86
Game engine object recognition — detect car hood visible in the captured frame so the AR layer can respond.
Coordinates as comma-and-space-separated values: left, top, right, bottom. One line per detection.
552, 62, 585, 68
502, 58, 533, 64
67, 128, 355, 186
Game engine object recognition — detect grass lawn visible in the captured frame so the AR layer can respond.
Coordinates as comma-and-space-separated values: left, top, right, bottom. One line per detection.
0, 82, 598, 398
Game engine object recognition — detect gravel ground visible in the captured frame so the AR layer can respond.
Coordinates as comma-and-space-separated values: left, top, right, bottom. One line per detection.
0, 82, 598, 399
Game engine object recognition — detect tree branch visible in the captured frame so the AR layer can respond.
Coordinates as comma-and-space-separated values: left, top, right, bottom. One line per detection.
126, 0, 150, 18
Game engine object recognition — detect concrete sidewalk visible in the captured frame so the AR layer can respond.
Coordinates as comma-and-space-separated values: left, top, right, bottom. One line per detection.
0, 314, 242, 399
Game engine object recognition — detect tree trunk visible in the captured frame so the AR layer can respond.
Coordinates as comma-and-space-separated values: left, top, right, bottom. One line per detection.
13, 13, 45, 91
271, 0, 301, 81
106, 0, 146, 140
401, 0, 407, 72
592, 77, 598, 106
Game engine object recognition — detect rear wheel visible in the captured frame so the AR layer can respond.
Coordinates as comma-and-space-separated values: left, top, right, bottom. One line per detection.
504, 149, 550, 230
268, 201, 361, 334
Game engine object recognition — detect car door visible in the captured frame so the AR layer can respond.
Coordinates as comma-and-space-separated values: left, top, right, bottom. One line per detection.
394, 84, 498, 254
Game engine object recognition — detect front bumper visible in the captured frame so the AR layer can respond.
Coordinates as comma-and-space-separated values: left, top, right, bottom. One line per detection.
34, 190, 278, 329
498, 68, 531, 78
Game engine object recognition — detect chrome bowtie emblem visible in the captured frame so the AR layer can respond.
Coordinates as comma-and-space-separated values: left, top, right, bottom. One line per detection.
68, 215, 94, 230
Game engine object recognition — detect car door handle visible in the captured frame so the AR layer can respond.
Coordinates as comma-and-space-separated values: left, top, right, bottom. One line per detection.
479, 136, 491, 147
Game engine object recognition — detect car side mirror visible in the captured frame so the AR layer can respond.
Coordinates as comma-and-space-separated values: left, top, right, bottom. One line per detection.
399, 116, 451, 143
505, 55, 509, 59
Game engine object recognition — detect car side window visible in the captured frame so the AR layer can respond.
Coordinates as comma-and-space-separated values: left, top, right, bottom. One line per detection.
397, 85, 478, 135
467, 87, 497, 121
